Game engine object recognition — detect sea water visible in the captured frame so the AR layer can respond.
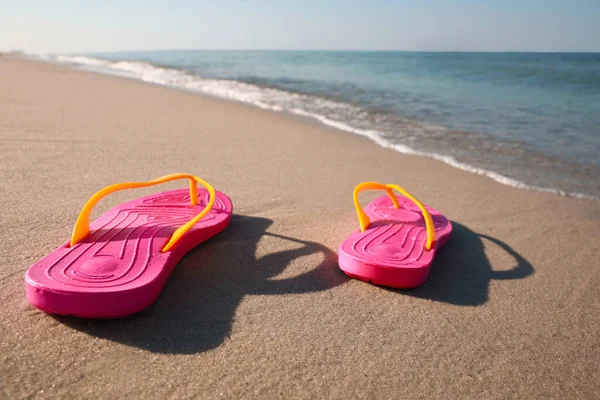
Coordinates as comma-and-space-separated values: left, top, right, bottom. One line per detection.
41, 51, 600, 198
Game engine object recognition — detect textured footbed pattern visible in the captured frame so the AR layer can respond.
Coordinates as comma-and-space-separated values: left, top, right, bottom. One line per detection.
338, 195, 451, 288
25, 188, 232, 318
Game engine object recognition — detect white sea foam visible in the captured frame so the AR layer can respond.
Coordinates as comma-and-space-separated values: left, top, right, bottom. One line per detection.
289, 109, 595, 199
56, 55, 110, 67
35, 53, 597, 200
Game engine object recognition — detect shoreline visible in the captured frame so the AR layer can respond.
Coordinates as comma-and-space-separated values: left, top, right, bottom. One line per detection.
2, 55, 599, 399
30, 53, 598, 201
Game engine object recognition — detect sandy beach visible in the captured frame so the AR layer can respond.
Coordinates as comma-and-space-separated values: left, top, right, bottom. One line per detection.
1, 55, 599, 399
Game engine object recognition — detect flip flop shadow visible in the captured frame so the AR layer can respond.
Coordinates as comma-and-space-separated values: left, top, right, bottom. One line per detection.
55, 219, 533, 352
385, 221, 535, 305
56, 215, 348, 354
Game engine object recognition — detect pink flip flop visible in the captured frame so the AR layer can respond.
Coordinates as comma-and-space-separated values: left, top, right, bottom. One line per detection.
338, 182, 452, 288
25, 173, 232, 318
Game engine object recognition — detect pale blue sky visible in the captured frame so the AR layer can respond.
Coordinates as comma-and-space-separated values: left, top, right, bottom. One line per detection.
1, 0, 598, 53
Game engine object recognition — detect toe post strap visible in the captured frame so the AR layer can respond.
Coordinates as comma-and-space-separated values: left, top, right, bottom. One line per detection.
70, 173, 216, 252
352, 182, 436, 251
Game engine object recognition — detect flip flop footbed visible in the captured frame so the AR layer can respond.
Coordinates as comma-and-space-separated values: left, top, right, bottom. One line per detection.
25, 188, 232, 318
339, 194, 451, 288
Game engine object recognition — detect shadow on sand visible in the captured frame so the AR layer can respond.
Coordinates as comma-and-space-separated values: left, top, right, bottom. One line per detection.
388, 221, 535, 305
56, 218, 533, 353
57, 215, 348, 354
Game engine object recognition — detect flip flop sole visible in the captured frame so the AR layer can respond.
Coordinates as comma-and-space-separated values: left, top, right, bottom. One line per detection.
25, 188, 232, 318
339, 194, 451, 288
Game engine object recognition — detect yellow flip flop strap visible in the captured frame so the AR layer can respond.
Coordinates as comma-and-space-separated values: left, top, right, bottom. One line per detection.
70, 173, 216, 253
352, 182, 436, 251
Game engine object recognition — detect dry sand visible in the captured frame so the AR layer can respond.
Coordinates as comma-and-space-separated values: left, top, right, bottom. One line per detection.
1, 56, 599, 399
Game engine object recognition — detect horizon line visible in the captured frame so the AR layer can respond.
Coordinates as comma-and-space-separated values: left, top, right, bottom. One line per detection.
5, 48, 600, 55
